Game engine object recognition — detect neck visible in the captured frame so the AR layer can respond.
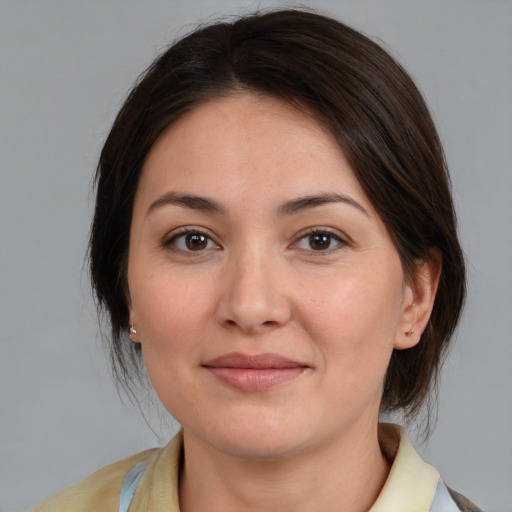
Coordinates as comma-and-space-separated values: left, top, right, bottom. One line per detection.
179, 422, 390, 512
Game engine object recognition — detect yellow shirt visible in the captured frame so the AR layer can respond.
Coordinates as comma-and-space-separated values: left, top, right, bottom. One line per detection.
31, 424, 461, 512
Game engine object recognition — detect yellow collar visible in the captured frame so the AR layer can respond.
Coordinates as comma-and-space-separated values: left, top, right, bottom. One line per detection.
130, 424, 439, 512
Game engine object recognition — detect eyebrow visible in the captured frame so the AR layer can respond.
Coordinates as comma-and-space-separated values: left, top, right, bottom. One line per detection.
147, 192, 226, 216
146, 191, 367, 217
278, 193, 368, 216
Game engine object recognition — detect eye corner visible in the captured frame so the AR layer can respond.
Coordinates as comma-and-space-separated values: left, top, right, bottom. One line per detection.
162, 227, 222, 256
291, 227, 349, 254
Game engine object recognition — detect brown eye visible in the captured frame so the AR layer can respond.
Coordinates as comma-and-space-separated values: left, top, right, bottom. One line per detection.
309, 233, 331, 251
294, 230, 345, 253
168, 231, 219, 253
185, 233, 208, 250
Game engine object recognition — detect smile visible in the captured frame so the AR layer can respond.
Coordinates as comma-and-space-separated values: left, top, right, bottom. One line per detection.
202, 353, 308, 391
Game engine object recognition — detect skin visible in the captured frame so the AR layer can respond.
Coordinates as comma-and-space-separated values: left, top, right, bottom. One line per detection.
127, 93, 439, 512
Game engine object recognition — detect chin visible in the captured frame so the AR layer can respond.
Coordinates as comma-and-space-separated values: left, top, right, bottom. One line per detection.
215, 432, 308, 460
189, 410, 320, 461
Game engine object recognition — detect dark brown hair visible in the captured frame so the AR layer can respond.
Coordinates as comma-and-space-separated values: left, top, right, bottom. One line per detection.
90, 9, 465, 420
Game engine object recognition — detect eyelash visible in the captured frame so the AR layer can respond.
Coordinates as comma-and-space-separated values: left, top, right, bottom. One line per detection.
293, 228, 348, 254
163, 228, 221, 255
163, 227, 348, 256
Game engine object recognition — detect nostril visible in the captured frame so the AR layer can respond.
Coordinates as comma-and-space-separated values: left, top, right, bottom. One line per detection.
217, 280, 292, 333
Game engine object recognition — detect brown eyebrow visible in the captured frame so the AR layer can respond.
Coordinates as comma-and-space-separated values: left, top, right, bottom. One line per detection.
278, 193, 368, 216
147, 192, 226, 216
147, 191, 367, 218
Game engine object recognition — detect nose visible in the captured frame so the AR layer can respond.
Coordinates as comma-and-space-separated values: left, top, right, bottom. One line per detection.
216, 248, 292, 335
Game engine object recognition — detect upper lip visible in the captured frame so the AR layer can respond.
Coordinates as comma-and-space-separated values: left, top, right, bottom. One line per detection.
203, 352, 307, 369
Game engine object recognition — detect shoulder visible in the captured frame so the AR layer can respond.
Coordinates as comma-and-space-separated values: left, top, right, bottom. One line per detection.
31, 448, 161, 512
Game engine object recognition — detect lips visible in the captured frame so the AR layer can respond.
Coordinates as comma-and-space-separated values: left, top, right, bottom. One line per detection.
202, 353, 308, 391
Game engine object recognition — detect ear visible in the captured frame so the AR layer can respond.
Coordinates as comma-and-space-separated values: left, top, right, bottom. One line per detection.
126, 280, 141, 343
128, 307, 141, 344
394, 249, 442, 350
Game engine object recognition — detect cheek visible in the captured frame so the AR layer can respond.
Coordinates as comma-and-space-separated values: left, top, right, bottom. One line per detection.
130, 270, 216, 360
130, 272, 218, 416
298, 266, 404, 367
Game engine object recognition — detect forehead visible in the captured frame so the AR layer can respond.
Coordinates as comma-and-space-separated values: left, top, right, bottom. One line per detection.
136, 93, 373, 214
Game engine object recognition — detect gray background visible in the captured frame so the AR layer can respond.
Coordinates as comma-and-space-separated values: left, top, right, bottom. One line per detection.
1, 1, 511, 511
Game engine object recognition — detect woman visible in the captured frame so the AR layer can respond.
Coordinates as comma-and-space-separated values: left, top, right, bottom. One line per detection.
33, 9, 481, 512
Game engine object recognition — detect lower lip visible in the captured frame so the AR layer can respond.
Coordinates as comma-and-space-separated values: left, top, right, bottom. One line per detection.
206, 367, 306, 391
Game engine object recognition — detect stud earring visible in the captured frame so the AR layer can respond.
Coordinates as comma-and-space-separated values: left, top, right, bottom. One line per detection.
129, 325, 137, 335
406, 329, 415, 336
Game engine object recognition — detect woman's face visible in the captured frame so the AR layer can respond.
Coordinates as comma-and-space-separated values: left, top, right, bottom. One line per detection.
128, 94, 421, 459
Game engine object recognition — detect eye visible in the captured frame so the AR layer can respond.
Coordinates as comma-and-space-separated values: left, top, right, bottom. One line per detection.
294, 230, 346, 252
167, 230, 219, 253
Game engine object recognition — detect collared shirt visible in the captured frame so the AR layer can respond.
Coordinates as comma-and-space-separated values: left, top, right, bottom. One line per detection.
32, 424, 481, 512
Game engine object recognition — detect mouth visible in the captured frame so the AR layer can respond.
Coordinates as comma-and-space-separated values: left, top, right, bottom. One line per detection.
202, 353, 308, 391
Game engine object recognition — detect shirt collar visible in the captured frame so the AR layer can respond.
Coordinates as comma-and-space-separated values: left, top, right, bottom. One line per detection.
131, 424, 439, 512
370, 423, 440, 512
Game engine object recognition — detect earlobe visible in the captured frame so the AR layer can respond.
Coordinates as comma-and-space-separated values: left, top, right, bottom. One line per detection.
128, 307, 141, 343
128, 323, 140, 343
394, 250, 442, 350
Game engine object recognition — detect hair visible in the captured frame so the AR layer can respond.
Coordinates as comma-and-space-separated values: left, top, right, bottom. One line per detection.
89, 9, 465, 421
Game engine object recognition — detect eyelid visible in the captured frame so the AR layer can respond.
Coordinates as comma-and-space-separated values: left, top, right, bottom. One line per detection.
161, 225, 349, 255
163, 226, 222, 254
291, 227, 349, 253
